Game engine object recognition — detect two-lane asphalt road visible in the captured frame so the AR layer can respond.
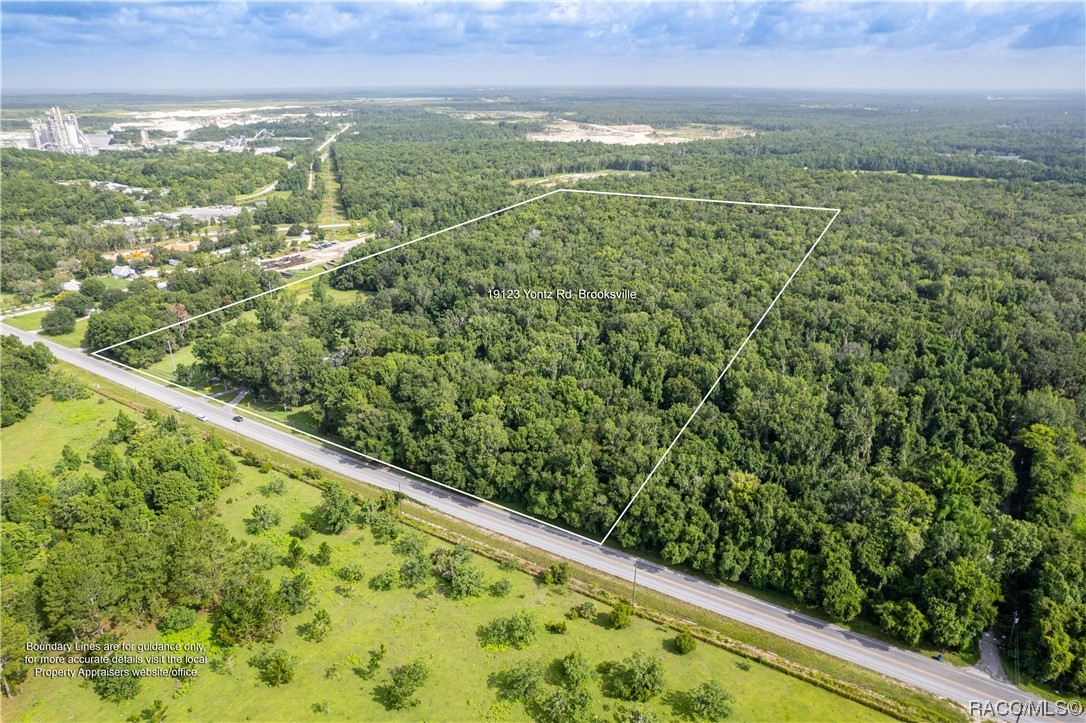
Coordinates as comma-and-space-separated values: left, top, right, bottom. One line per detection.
2, 322, 1078, 723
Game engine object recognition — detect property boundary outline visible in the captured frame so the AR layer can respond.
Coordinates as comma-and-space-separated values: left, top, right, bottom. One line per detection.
91, 188, 841, 548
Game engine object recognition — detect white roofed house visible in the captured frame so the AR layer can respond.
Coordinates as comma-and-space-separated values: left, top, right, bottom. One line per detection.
111, 265, 136, 279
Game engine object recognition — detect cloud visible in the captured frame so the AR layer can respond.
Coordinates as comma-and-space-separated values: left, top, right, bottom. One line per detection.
1, 1, 1083, 90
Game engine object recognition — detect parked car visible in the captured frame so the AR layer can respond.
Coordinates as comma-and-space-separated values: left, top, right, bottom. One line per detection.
196, 414, 208, 421
173, 405, 184, 412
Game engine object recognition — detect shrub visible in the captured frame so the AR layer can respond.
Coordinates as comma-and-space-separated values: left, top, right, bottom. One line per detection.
689, 679, 734, 720
613, 650, 665, 702
313, 541, 333, 567
304, 609, 332, 642
499, 556, 521, 572
337, 563, 365, 593
318, 481, 355, 533
286, 537, 306, 567
279, 572, 315, 614
259, 475, 286, 495
448, 563, 484, 599
245, 504, 281, 534
675, 630, 697, 655
382, 659, 430, 709
560, 650, 594, 688
257, 648, 296, 686
158, 606, 197, 635
479, 610, 540, 650
290, 520, 313, 539
369, 568, 399, 591
392, 532, 426, 557
546, 621, 568, 634
398, 553, 429, 588
358, 644, 387, 680
489, 578, 513, 597
570, 602, 597, 621
610, 601, 633, 629
495, 659, 546, 701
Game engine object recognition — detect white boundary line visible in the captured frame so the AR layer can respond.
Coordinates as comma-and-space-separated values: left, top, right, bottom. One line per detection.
91, 189, 840, 547
91, 189, 565, 355
600, 207, 840, 545
94, 353, 606, 546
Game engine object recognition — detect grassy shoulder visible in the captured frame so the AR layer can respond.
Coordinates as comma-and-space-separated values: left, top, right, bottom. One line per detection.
2, 404, 890, 723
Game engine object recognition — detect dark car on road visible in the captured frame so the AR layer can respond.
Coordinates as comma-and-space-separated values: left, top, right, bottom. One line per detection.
232, 415, 244, 422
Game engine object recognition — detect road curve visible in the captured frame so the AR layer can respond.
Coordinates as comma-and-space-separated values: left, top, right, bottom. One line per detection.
1, 323, 1078, 723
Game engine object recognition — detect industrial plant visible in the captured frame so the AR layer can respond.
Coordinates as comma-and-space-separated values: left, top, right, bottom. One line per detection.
27, 107, 115, 155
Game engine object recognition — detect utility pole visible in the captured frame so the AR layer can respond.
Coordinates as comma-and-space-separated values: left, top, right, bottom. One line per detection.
166, 337, 176, 372
1012, 610, 1020, 685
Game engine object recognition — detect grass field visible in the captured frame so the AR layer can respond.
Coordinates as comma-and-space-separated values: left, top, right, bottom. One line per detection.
0, 393, 128, 476
1, 452, 891, 723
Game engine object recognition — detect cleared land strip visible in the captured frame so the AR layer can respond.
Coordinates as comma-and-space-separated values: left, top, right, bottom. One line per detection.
0, 322, 1071, 723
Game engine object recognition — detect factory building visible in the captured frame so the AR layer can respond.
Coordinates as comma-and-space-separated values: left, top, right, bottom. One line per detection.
29, 107, 114, 155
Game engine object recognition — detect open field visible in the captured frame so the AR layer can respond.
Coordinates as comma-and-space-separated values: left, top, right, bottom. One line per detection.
851, 170, 991, 182
0, 394, 894, 723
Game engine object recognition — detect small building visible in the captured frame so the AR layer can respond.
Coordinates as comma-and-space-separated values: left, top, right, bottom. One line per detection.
155, 281, 168, 290
142, 269, 160, 278
167, 259, 181, 267
111, 265, 135, 279
61, 279, 82, 292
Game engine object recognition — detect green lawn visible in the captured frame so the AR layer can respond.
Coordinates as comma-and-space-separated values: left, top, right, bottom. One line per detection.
49, 316, 90, 348
145, 343, 197, 380
1, 406, 891, 722
5, 312, 89, 348
3, 311, 46, 331
238, 397, 322, 435
102, 276, 131, 290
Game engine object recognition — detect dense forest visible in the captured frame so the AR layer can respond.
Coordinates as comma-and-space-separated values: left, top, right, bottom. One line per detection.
218, 103, 1086, 692
2, 92, 1083, 695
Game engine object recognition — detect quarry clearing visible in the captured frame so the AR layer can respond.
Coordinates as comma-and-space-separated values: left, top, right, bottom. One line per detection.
527, 119, 754, 145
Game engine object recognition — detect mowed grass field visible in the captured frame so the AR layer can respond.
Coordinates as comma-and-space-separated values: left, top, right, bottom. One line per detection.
1, 404, 890, 722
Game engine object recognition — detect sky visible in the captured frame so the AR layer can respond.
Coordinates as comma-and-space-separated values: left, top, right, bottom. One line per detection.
1, 1, 1083, 92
